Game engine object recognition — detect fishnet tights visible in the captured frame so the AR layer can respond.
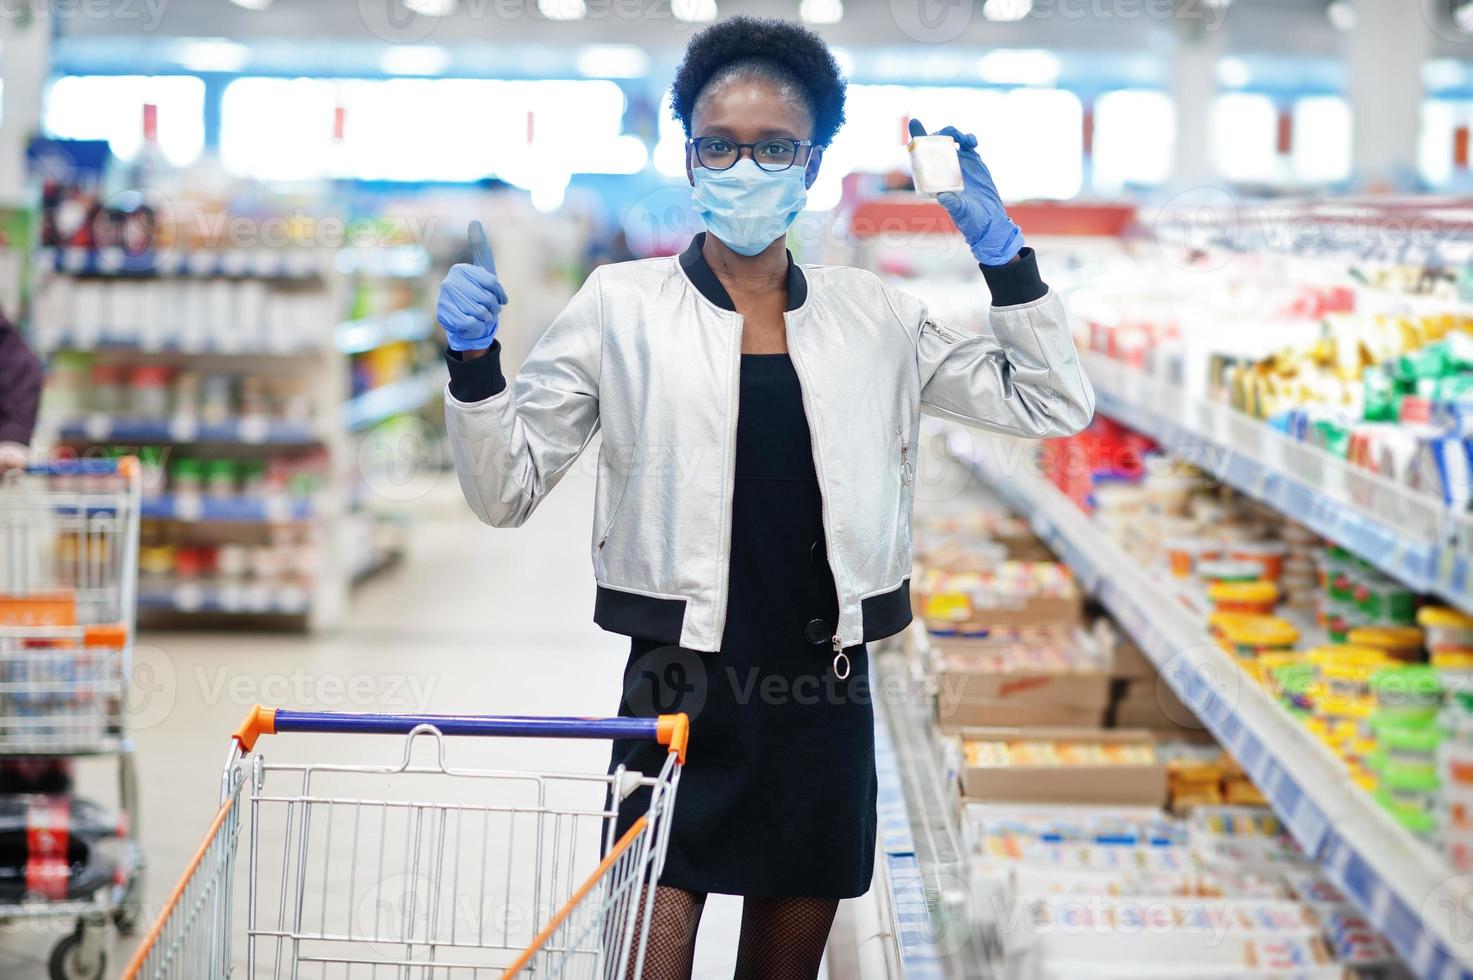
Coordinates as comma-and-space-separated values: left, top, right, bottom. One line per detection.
624, 886, 838, 980
733, 896, 839, 980
625, 885, 706, 980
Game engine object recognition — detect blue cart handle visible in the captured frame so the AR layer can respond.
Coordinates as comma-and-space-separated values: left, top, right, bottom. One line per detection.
233, 705, 688, 762
25, 456, 139, 477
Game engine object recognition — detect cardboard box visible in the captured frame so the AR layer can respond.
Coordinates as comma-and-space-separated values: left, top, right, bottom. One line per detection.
1111, 678, 1204, 732
1109, 638, 1156, 680
931, 627, 1111, 730
938, 697, 1106, 730
917, 563, 1084, 630
958, 727, 1168, 807
913, 514, 1052, 564
937, 668, 1111, 731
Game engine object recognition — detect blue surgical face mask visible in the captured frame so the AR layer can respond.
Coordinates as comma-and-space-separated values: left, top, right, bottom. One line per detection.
690, 158, 808, 257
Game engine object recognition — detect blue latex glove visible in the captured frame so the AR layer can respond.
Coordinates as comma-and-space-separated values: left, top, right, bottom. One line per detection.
910, 119, 1024, 266
437, 220, 508, 351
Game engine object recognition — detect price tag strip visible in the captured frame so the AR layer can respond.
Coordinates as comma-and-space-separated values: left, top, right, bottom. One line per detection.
872, 710, 945, 980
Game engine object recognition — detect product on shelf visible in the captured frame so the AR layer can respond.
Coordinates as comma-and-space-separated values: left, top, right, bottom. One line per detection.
31, 269, 342, 353
149, 449, 326, 503
1082, 256, 1473, 509
961, 801, 1408, 979
918, 562, 1083, 629
0, 643, 121, 748
957, 728, 1168, 806
934, 627, 1114, 730
136, 521, 318, 612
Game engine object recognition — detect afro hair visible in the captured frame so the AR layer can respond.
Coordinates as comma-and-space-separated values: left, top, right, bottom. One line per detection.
671, 16, 847, 148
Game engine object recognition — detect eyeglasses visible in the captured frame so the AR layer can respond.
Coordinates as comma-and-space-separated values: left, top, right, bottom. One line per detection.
688, 137, 815, 173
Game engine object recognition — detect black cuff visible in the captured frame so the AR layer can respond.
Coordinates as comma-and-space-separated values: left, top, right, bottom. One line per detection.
445, 341, 507, 402
980, 247, 1048, 307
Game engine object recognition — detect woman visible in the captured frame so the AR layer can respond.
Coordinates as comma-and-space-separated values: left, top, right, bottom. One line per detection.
439, 16, 1093, 979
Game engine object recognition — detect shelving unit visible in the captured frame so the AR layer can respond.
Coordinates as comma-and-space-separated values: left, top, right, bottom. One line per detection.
30, 244, 443, 631
945, 421, 1473, 980
1084, 351, 1473, 616
343, 368, 445, 432
139, 494, 313, 523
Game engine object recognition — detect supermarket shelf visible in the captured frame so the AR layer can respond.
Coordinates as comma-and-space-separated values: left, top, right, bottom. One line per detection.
35, 331, 321, 356
873, 688, 949, 980
141, 493, 313, 523
37, 246, 325, 279
343, 369, 444, 431
1084, 351, 1473, 617
54, 415, 318, 445
0, 734, 127, 757
139, 582, 310, 615
335, 244, 433, 279
948, 426, 1473, 980
335, 308, 432, 354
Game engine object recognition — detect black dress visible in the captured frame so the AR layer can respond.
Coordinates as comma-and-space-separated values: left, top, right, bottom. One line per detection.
608, 353, 877, 900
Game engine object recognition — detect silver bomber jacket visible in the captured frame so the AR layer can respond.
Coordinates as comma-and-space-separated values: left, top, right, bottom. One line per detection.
443, 235, 1095, 653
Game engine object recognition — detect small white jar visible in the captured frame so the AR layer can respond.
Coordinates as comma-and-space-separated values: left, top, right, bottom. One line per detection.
908, 135, 965, 196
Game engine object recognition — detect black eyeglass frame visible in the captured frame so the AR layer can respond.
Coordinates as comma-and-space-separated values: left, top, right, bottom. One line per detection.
686, 136, 818, 173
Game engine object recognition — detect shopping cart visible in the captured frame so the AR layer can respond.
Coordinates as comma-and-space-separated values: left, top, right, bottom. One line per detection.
122, 704, 689, 979
0, 456, 145, 980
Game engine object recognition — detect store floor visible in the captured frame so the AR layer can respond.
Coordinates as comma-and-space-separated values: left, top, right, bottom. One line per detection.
1, 459, 832, 979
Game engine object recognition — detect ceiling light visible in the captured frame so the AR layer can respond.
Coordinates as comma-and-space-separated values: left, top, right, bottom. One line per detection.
800, 0, 843, 24
380, 45, 450, 75
228, 0, 272, 9
976, 49, 1059, 86
830, 45, 855, 77
403, 0, 456, 14
1456, 0, 1473, 30
538, 0, 587, 19
1426, 58, 1464, 90
1215, 56, 1251, 88
576, 44, 650, 78
1326, 0, 1354, 29
177, 38, 250, 72
671, 0, 717, 22
982, 0, 1033, 22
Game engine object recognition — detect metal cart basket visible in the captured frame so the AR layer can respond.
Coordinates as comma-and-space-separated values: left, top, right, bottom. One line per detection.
0, 457, 144, 980
122, 704, 688, 979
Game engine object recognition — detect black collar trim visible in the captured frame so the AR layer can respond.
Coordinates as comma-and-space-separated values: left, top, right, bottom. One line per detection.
679, 233, 807, 313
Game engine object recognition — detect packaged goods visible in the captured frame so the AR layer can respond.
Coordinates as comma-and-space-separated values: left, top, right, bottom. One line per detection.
907, 134, 964, 196
1227, 541, 1288, 581
1419, 605, 1473, 656
1207, 581, 1279, 616
0, 796, 126, 901
918, 562, 1083, 628
934, 628, 1112, 730
1164, 537, 1218, 579
959, 728, 1168, 806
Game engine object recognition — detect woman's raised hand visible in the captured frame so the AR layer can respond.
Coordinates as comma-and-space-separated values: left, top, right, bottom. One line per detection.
910, 118, 1024, 267
437, 221, 508, 352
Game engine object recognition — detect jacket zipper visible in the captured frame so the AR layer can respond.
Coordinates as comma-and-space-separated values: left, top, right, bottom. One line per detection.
785, 316, 845, 671
710, 318, 742, 647
899, 423, 913, 488
597, 451, 637, 551
923, 318, 962, 345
